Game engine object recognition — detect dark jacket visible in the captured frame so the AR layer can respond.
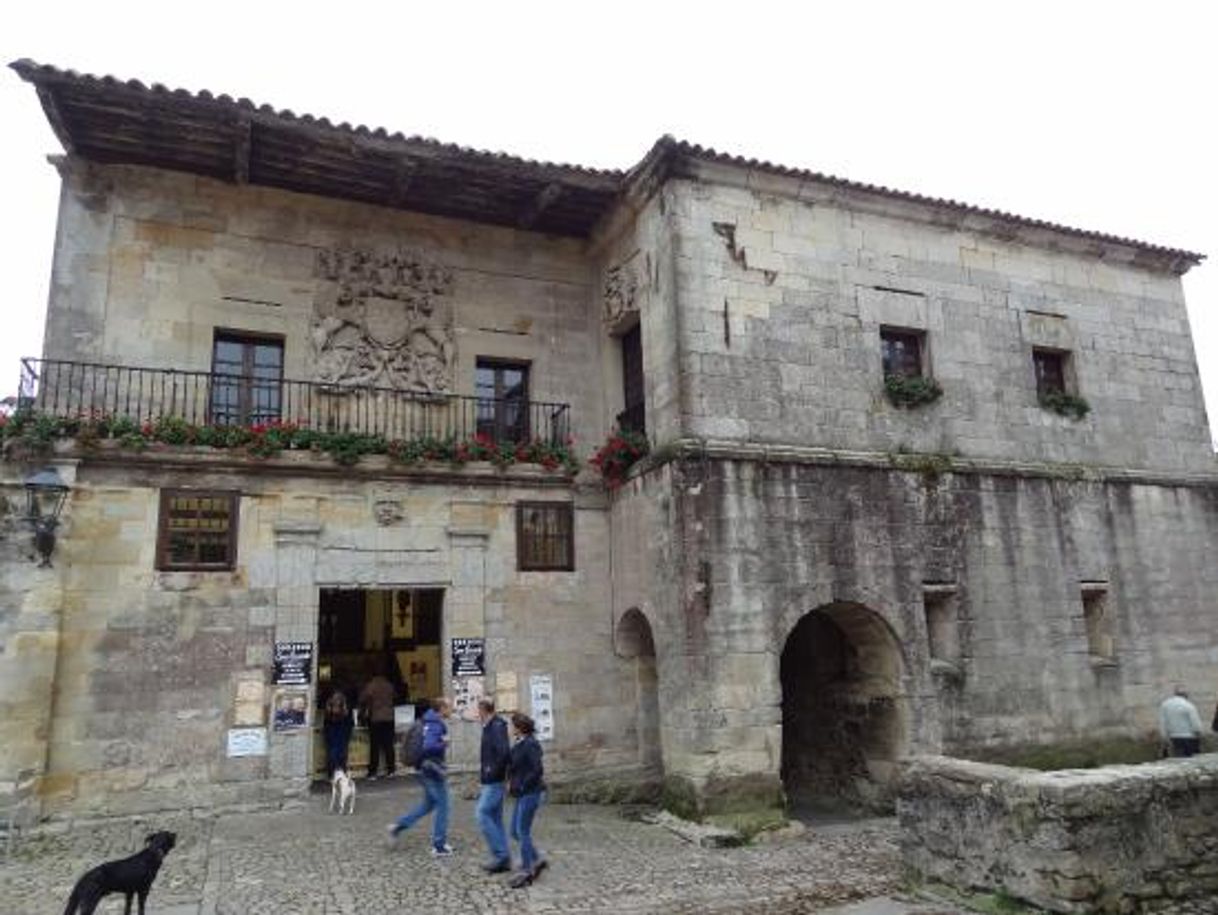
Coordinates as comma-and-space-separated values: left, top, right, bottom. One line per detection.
359, 676, 395, 724
421, 708, 447, 763
479, 715, 510, 784
508, 734, 545, 797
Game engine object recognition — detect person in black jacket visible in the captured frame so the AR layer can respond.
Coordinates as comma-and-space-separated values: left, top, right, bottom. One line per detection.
475, 698, 511, 873
507, 712, 547, 889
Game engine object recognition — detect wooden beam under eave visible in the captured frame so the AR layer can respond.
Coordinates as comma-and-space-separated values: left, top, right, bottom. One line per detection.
390, 157, 416, 207
233, 114, 252, 184
36, 87, 75, 155
518, 182, 563, 230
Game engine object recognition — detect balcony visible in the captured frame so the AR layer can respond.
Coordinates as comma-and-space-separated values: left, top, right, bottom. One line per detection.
13, 358, 572, 462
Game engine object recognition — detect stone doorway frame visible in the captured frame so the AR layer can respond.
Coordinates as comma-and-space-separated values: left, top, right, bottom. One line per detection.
614, 607, 663, 773
270, 518, 485, 784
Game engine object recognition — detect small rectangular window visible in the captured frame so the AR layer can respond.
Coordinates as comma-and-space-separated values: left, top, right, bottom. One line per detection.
1033, 348, 1068, 397
923, 589, 960, 663
1081, 584, 1116, 663
881, 328, 925, 379
157, 489, 239, 570
517, 501, 574, 571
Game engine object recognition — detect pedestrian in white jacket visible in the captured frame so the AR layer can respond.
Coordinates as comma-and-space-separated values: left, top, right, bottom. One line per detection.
1158, 687, 1203, 758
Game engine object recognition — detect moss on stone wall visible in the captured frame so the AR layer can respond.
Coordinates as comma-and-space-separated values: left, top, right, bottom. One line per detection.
961, 736, 1164, 770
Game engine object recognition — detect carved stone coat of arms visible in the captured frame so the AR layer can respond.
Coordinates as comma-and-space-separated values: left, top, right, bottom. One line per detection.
311, 247, 456, 392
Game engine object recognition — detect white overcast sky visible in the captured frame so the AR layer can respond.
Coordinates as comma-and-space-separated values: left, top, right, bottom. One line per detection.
1, 1, 1214, 446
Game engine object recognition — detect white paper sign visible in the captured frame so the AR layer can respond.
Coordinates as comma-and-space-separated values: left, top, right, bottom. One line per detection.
529, 674, 554, 742
226, 727, 268, 758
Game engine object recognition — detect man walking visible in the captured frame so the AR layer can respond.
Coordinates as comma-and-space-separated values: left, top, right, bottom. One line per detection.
1159, 686, 1203, 758
475, 698, 512, 873
388, 697, 454, 856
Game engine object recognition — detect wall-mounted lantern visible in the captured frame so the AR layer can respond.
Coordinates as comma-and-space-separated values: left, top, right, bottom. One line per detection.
24, 466, 69, 567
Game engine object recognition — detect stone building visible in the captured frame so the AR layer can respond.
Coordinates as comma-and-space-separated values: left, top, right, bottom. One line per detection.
2, 60, 1215, 823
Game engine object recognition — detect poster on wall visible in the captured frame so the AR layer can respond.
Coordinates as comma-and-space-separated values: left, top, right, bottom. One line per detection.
233, 676, 266, 727
452, 676, 485, 721
272, 688, 310, 731
272, 641, 313, 686
226, 727, 268, 758
450, 638, 486, 677
529, 673, 554, 742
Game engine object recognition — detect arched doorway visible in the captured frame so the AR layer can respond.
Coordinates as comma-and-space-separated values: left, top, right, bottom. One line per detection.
780, 602, 907, 813
616, 608, 662, 771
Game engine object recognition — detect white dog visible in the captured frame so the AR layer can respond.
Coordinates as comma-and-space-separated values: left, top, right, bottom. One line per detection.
330, 768, 356, 815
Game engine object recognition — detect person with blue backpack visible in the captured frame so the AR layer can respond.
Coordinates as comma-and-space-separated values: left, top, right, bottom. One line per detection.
387, 697, 453, 856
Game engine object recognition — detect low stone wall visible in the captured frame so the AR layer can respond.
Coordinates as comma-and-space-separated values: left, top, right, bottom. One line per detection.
898, 754, 1218, 913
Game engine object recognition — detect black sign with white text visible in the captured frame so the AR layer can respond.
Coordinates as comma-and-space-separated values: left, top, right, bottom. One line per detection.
272, 641, 313, 686
450, 638, 486, 677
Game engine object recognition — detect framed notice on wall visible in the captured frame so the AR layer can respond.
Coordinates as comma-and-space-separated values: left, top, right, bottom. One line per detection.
272, 641, 313, 686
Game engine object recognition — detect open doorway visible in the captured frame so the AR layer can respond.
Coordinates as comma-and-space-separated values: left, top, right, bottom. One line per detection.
313, 587, 444, 779
780, 602, 907, 815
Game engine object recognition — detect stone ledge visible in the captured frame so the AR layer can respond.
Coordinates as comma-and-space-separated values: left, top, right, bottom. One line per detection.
630, 437, 1218, 489
899, 753, 1218, 913
42, 441, 579, 487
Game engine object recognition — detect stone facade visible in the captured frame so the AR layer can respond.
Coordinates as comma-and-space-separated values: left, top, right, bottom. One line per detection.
3, 75, 1216, 822
899, 754, 1218, 912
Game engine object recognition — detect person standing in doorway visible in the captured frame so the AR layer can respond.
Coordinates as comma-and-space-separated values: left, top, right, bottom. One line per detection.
388, 697, 454, 856
322, 687, 353, 778
475, 698, 511, 873
360, 664, 397, 779
1159, 686, 1203, 757
507, 712, 547, 889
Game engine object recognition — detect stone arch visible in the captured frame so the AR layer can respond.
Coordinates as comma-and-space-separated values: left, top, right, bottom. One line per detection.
615, 607, 663, 771
779, 601, 910, 813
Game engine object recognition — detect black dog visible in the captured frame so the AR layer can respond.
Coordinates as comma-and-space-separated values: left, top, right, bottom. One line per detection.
63, 830, 176, 915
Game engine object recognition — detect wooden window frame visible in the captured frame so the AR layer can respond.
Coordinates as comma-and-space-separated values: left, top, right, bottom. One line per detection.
156, 489, 240, 571
475, 357, 532, 443
209, 329, 285, 427
880, 327, 927, 379
1032, 347, 1071, 398
516, 501, 575, 572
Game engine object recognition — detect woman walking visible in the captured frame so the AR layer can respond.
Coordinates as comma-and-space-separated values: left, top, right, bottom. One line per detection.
507, 712, 547, 889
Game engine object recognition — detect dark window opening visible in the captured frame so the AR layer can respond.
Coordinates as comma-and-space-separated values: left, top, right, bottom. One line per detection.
156, 489, 238, 570
210, 331, 284, 426
881, 329, 924, 379
618, 324, 646, 435
1082, 586, 1116, 662
476, 358, 530, 443
517, 501, 574, 571
1033, 348, 1068, 397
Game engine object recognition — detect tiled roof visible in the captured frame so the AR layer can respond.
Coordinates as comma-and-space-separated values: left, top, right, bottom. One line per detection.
656, 137, 1203, 267
9, 59, 1205, 269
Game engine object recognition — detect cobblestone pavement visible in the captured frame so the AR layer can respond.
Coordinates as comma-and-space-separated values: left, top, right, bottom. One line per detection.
0, 779, 948, 915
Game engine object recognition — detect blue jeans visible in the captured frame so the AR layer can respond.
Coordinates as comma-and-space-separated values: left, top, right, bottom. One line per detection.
322, 721, 352, 776
476, 782, 509, 864
393, 770, 449, 850
511, 791, 543, 873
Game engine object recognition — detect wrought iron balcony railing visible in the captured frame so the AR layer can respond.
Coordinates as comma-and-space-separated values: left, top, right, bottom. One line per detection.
17, 357, 571, 445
